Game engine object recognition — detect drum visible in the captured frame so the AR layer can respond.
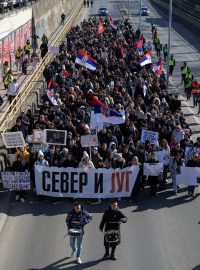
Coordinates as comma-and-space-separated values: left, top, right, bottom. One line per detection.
104, 230, 119, 243
68, 228, 83, 237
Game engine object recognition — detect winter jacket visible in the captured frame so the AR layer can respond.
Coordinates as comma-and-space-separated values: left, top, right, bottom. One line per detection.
66, 209, 92, 234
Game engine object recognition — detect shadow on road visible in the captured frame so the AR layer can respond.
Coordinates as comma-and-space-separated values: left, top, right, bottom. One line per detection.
191, 265, 200, 270
27, 256, 102, 270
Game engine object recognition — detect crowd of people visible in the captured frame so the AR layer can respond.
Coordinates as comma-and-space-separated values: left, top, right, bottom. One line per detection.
4, 16, 200, 202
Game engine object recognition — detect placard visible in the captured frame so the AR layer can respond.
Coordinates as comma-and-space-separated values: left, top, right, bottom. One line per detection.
143, 163, 163, 176
1, 132, 26, 148
35, 165, 140, 198
176, 166, 200, 186
81, 134, 98, 147
141, 130, 159, 145
185, 146, 200, 163
1, 171, 31, 190
33, 130, 45, 144
44, 129, 67, 145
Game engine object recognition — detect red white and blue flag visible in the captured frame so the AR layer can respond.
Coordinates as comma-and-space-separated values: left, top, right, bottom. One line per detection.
109, 16, 117, 29
153, 58, 162, 75
137, 51, 152, 66
94, 105, 125, 125
75, 50, 97, 71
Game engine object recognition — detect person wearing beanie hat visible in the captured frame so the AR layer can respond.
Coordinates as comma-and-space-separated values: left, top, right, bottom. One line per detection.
34, 150, 49, 166
78, 151, 94, 168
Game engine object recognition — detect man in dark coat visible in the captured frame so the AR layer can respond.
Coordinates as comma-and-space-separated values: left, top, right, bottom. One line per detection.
99, 201, 127, 260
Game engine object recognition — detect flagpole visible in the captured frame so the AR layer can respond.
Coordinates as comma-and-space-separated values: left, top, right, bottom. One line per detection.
128, 0, 130, 19
166, 0, 173, 87
139, 0, 142, 31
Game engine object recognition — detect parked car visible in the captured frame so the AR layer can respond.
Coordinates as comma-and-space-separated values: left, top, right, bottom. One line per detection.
140, 5, 149, 16
98, 7, 108, 16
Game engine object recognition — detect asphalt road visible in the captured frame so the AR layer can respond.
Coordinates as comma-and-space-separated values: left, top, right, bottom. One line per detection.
0, 1, 200, 270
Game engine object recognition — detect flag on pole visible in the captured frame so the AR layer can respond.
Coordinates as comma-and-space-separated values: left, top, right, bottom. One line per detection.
109, 16, 117, 29
136, 38, 143, 49
153, 58, 162, 75
137, 51, 152, 66
97, 20, 105, 35
75, 50, 97, 70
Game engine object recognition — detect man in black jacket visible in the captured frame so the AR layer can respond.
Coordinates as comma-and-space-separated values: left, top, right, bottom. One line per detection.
187, 153, 200, 197
99, 201, 127, 261
66, 202, 92, 264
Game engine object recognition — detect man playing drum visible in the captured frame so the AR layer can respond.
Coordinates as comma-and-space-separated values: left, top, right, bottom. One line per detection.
99, 200, 127, 261
66, 202, 92, 264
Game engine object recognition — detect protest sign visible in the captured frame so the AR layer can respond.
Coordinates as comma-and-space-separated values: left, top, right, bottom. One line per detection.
31, 144, 48, 153
81, 134, 98, 147
35, 165, 140, 198
141, 130, 159, 145
176, 166, 200, 186
185, 147, 200, 163
44, 129, 67, 145
143, 163, 163, 176
1, 171, 31, 190
155, 150, 170, 165
1, 132, 26, 148
33, 130, 45, 144
49, 46, 60, 55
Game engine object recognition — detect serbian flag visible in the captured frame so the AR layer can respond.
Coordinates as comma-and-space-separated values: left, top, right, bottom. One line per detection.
62, 69, 70, 78
48, 79, 54, 89
75, 50, 97, 70
153, 58, 162, 75
119, 44, 124, 57
94, 106, 125, 125
136, 38, 143, 50
109, 17, 117, 29
137, 51, 152, 66
97, 20, 105, 35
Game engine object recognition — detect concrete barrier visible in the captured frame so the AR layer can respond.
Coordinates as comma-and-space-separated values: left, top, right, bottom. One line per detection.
32, 0, 74, 43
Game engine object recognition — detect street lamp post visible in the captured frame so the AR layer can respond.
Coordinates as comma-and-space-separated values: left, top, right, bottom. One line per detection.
128, 0, 130, 19
139, 0, 142, 30
167, 0, 173, 86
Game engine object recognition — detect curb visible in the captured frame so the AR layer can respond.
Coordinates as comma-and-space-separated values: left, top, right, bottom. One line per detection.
0, 191, 13, 235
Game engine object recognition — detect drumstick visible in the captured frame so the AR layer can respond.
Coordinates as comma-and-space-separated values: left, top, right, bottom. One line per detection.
71, 221, 80, 224
108, 221, 119, 223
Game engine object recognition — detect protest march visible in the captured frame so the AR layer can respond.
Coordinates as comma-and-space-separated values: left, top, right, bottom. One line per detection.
0, 16, 200, 202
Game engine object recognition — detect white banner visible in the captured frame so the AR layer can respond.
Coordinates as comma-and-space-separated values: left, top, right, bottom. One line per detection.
35, 165, 140, 198
141, 130, 159, 145
1, 172, 31, 190
81, 134, 98, 147
176, 167, 200, 186
143, 163, 163, 176
1, 132, 26, 148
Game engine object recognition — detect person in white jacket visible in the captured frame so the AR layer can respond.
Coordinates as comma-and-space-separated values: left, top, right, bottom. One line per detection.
78, 151, 94, 168
7, 79, 19, 104
170, 153, 184, 195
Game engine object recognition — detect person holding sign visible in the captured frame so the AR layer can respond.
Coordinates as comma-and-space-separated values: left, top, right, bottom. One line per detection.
186, 153, 200, 197
66, 202, 92, 264
99, 201, 127, 261
147, 152, 159, 198
170, 153, 184, 195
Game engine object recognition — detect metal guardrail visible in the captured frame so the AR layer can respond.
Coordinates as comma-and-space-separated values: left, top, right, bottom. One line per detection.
149, 0, 200, 25
0, 0, 83, 133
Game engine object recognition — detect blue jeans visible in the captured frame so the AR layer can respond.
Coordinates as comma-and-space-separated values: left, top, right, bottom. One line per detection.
70, 235, 83, 258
